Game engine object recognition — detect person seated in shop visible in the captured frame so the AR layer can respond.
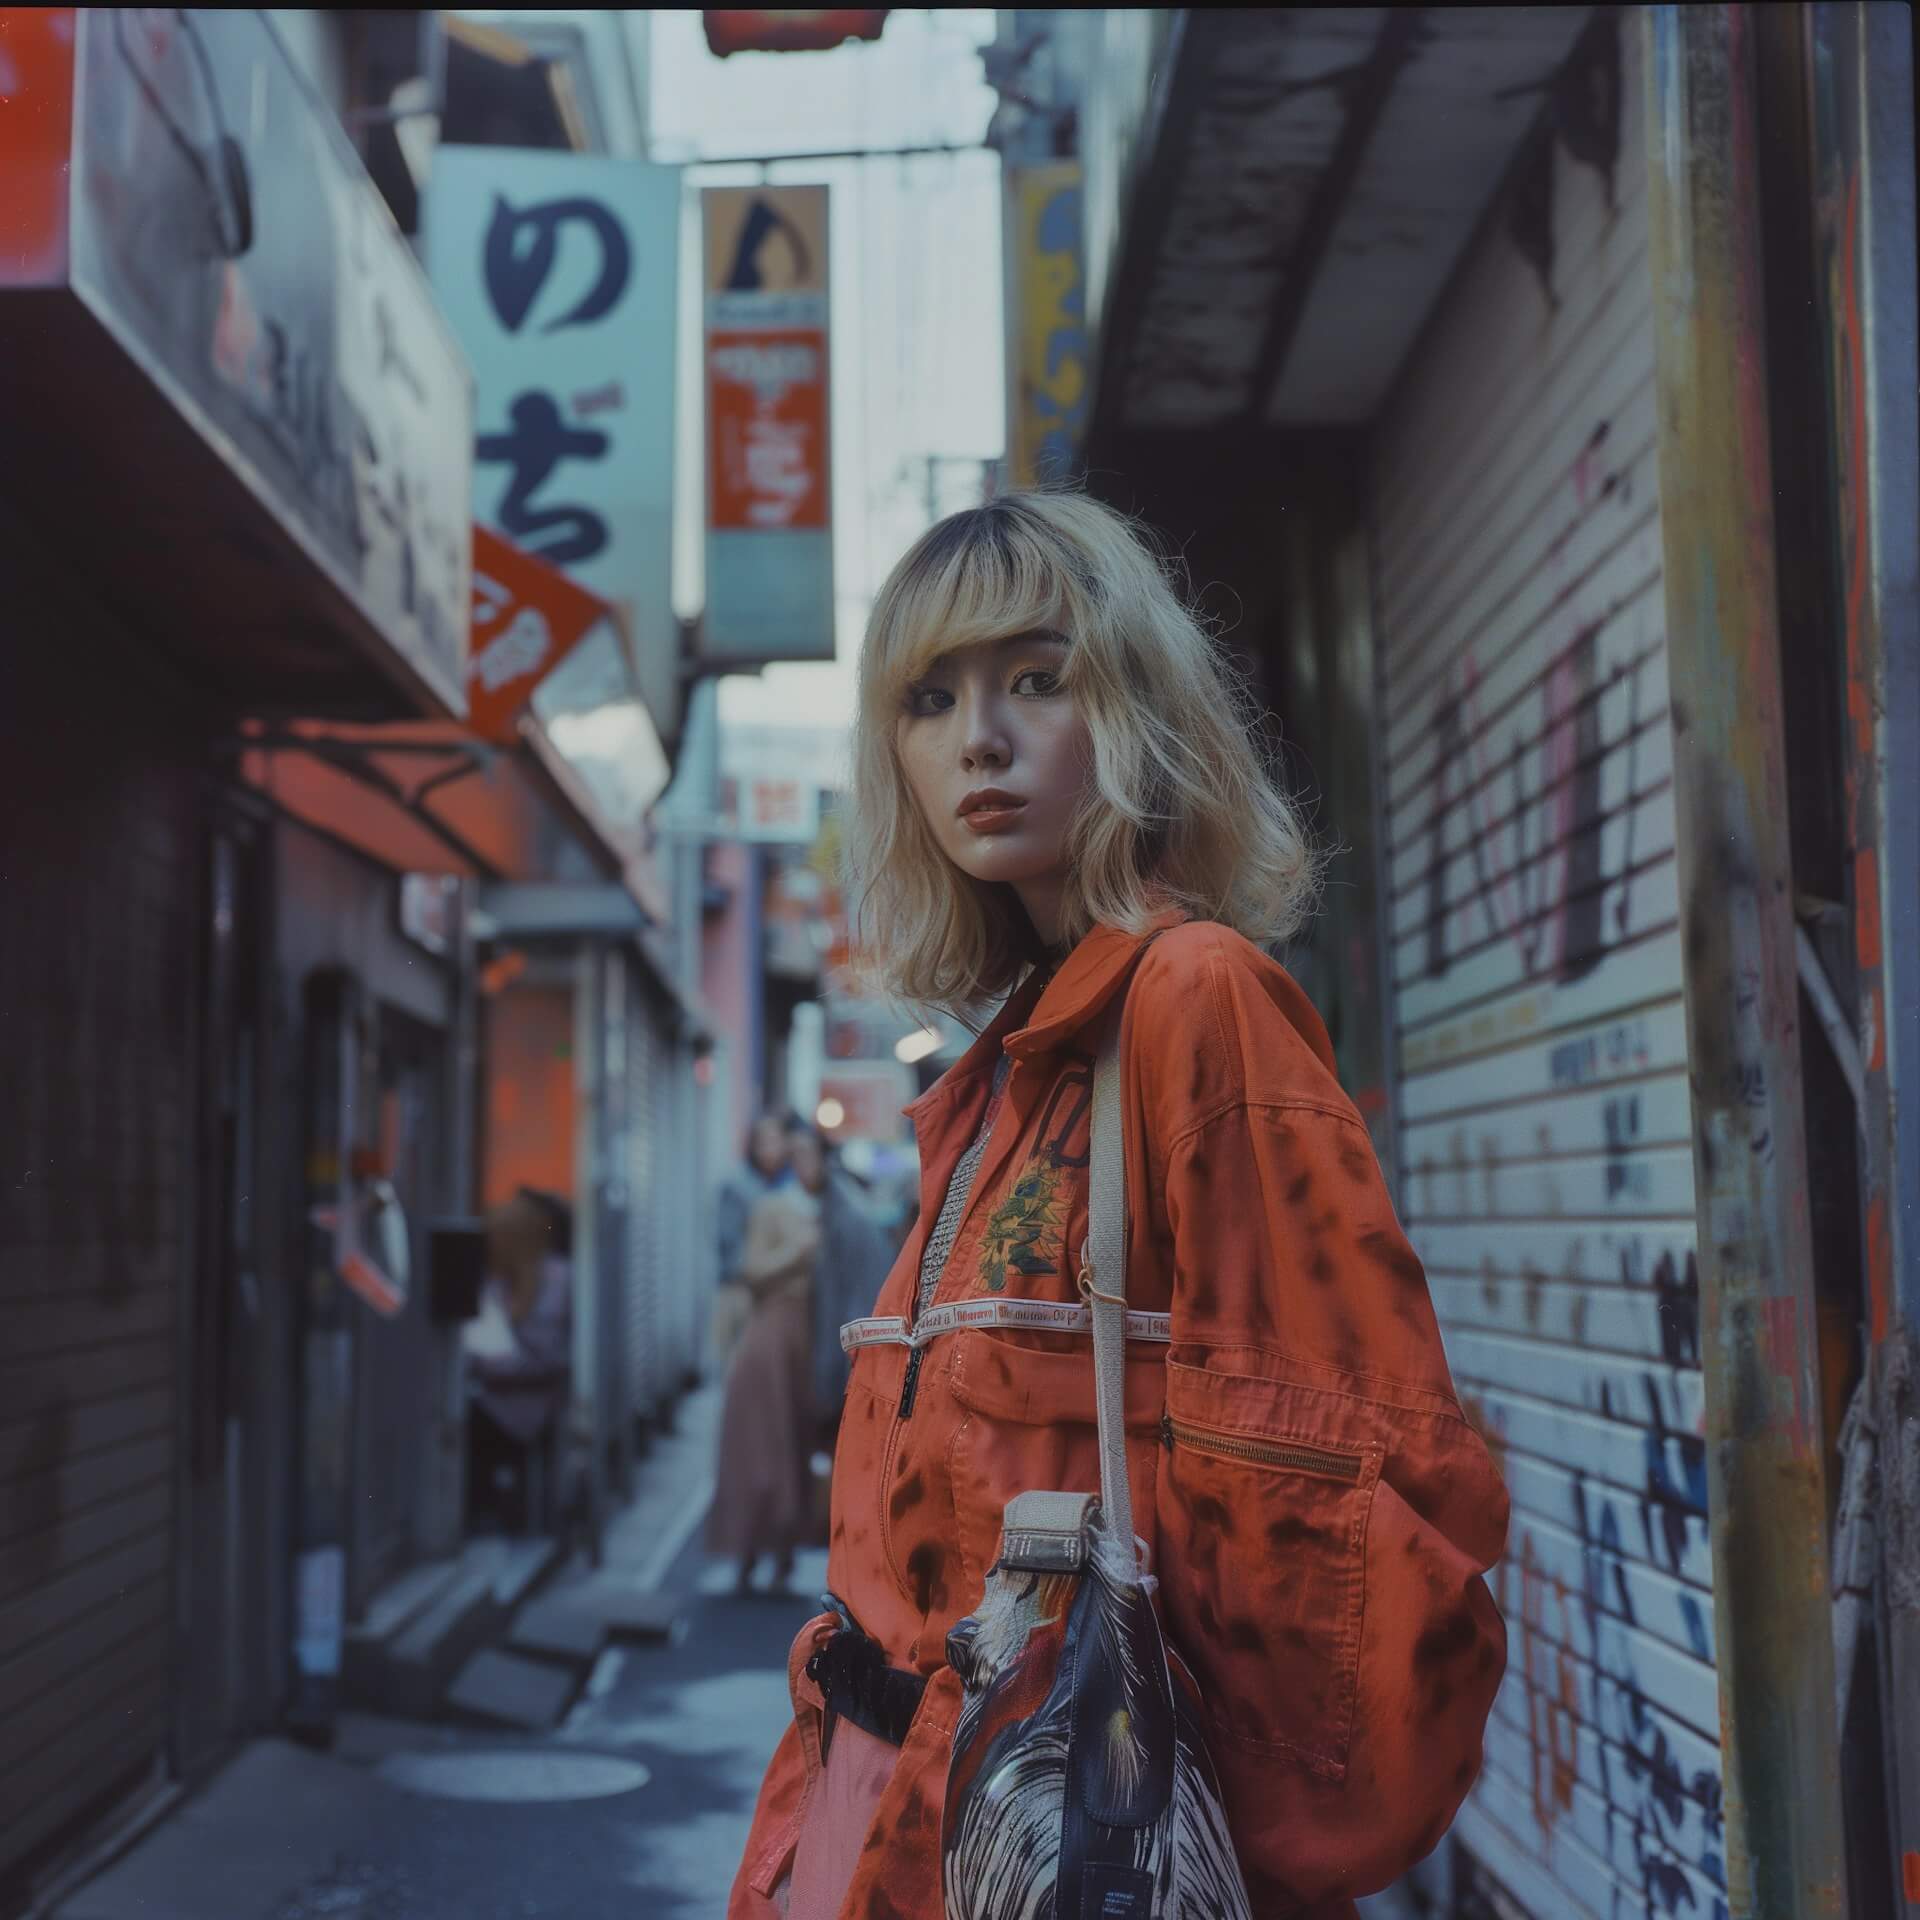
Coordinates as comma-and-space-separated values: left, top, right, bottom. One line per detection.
464, 1188, 573, 1535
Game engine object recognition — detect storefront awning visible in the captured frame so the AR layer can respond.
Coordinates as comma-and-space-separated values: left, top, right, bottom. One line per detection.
236, 523, 671, 925
0, 9, 473, 719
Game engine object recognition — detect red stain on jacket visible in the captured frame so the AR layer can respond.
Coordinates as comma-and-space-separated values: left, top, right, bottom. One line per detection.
731, 915, 1510, 1918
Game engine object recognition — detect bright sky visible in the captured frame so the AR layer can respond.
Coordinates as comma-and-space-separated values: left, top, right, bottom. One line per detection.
648, 10, 1005, 744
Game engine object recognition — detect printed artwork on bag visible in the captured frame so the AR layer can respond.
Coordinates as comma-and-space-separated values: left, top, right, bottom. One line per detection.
943, 1517, 1253, 1920
975, 1053, 1090, 1295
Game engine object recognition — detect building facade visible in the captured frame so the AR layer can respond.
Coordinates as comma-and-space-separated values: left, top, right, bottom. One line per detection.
0, 9, 723, 1905
1030, 6, 1919, 1915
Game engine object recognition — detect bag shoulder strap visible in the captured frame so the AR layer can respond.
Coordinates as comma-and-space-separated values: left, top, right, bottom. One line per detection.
1086, 972, 1138, 1563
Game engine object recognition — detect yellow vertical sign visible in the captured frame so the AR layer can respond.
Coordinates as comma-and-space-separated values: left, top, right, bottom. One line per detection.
1009, 163, 1087, 487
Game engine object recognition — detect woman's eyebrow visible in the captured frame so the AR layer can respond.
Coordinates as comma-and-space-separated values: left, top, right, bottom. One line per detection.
992, 627, 1071, 651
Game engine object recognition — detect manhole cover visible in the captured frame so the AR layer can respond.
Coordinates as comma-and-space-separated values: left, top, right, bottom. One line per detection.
374, 1749, 651, 1803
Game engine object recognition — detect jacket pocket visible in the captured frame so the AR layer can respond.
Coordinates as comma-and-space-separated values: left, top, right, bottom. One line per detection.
1156, 1357, 1383, 1779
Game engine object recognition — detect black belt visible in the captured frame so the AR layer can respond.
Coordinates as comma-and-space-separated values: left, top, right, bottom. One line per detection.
806, 1598, 927, 1754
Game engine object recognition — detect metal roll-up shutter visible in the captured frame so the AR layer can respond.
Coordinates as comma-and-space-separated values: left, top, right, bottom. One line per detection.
658, 1031, 695, 1395
624, 974, 662, 1426
650, 1007, 686, 1400
1, 608, 194, 1886
1371, 19, 1718, 1917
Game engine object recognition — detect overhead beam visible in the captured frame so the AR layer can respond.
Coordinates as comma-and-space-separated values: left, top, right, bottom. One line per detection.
1240, 8, 1425, 426
1082, 10, 1216, 473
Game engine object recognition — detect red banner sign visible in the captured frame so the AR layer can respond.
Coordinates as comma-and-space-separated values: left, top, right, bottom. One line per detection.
709, 331, 831, 530
702, 11, 888, 58
467, 524, 612, 744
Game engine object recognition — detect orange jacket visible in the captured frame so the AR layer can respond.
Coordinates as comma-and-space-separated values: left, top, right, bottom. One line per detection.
731, 915, 1509, 1918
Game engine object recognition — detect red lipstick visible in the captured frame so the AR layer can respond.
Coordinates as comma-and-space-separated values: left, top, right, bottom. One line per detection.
958, 787, 1027, 835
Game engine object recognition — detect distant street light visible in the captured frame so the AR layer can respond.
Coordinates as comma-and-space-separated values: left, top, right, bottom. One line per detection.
894, 1025, 943, 1065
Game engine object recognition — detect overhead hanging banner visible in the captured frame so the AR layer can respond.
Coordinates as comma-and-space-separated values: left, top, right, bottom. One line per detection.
466, 524, 616, 745
426, 148, 682, 741
701, 183, 835, 666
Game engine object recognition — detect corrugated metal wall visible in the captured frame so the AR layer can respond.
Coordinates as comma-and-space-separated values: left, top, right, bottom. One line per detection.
624, 974, 663, 1426
653, 1032, 688, 1396
1371, 19, 1722, 1919
0, 525, 197, 1888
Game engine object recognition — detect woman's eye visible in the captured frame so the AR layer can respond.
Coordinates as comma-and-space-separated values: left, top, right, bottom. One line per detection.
1012, 668, 1062, 697
904, 683, 954, 716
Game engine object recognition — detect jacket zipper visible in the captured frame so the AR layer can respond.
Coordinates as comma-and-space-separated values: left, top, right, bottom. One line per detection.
1161, 1414, 1363, 1482
897, 1345, 926, 1419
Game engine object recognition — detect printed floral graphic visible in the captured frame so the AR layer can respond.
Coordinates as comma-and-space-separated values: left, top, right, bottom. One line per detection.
978, 1156, 1069, 1294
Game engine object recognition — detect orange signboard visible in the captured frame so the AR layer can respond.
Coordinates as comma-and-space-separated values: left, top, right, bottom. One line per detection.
467, 524, 612, 744
0, 9, 76, 287
708, 331, 831, 530
703, 11, 888, 58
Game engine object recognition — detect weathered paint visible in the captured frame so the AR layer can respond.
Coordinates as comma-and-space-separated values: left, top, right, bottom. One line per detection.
1373, 16, 1729, 1915
1643, 7, 1847, 1916
1806, 0, 1920, 1893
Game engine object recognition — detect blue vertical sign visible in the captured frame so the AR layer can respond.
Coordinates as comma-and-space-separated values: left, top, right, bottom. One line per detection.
426, 148, 683, 742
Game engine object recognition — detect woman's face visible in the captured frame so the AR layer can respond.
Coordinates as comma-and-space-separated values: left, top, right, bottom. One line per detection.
788, 1131, 826, 1192
749, 1117, 789, 1179
892, 630, 1090, 946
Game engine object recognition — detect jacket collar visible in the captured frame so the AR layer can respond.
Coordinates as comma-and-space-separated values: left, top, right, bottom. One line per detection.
902, 909, 1189, 1122
1006, 907, 1189, 1061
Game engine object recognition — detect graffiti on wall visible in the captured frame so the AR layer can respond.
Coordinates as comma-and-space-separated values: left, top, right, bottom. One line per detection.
1413, 419, 1660, 994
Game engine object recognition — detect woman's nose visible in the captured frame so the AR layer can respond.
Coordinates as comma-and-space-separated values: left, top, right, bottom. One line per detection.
960, 700, 1010, 770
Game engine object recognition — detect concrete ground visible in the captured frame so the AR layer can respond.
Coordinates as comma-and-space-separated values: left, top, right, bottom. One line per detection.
48, 1375, 1435, 1919
52, 1389, 826, 1920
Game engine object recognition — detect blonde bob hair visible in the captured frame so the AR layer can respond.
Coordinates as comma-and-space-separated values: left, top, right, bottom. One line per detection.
845, 487, 1322, 1012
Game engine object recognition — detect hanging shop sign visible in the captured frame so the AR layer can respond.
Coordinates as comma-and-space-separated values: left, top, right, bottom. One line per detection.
398, 874, 461, 957
426, 147, 683, 742
701, 183, 835, 666
467, 523, 618, 745
0, 8, 474, 718
1007, 162, 1089, 488
702, 11, 889, 58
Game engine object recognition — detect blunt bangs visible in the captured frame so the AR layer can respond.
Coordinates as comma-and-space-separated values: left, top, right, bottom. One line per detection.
866, 499, 1098, 702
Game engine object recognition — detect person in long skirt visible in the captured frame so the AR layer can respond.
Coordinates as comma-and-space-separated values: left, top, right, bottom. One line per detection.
709, 1125, 828, 1593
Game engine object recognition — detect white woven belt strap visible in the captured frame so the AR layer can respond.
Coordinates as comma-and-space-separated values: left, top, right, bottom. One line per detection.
840, 1296, 1172, 1354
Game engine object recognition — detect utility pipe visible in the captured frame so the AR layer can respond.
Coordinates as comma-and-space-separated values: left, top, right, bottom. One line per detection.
1644, 8, 1848, 1915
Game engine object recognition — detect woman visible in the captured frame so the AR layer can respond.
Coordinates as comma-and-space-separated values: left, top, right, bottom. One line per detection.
710, 1122, 827, 1594
729, 490, 1509, 1920
717, 1111, 794, 1302
465, 1190, 572, 1534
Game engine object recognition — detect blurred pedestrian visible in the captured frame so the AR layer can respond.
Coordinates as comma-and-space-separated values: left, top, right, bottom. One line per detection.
709, 1122, 822, 1594
729, 490, 1508, 1919
712, 1110, 792, 1361
464, 1188, 572, 1535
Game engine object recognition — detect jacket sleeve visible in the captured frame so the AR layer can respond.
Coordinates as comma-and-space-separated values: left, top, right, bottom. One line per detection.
1150, 1091, 1510, 1913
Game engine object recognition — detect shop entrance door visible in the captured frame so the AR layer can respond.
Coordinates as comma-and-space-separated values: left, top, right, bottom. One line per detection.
347, 1007, 447, 1611
175, 806, 266, 1774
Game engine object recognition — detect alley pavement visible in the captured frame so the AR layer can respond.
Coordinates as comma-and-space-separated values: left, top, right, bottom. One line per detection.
51, 1390, 821, 1920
